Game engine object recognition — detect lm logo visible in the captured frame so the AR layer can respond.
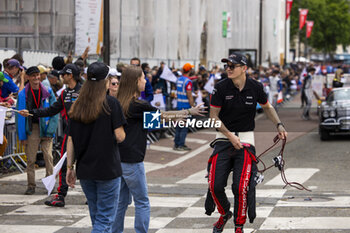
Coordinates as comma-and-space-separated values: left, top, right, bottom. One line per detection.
143, 110, 161, 129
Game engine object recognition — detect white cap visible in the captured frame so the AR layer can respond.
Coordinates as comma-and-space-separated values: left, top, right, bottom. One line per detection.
109, 68, 121, 77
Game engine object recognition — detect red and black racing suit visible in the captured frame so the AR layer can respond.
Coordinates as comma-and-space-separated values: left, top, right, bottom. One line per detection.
30, 83, 81, 197
206, 140, 258, 225
208, 77, 268, 227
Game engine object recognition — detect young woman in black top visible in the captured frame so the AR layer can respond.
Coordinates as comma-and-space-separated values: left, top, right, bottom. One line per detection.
113, 65, 206, 233
66, 62, 126, 233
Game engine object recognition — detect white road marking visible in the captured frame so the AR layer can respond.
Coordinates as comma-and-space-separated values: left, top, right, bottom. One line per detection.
226, 189, 287, 199
165, 144, 210, 167
185, 138, 208, 144
71, 216, 174, 229
6, 204, 88, 216
176, 169, 207, 184
0, 168, 46, 182
129, 196, 201, 208
177, 206, 273, 218
144, 144, 211, 173
155, 229, 255, 233
0, 194, 46, 206
0, 225, 63, 233
260, 217, 350, 230
149, 145, 186, 154
265, 168, 319, 186
276, 196, 350, 207
144, 161, 167, 173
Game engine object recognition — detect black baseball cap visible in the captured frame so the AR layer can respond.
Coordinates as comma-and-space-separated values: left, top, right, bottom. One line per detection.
59, 64, 80, 76
26, 66, 40, 75
87, 62, 109, 81
49, 70, 60, 79
221, 53, 248, 66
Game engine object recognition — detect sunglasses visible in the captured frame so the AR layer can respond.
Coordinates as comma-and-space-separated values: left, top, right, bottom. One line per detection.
111, 82, 119, 86
224, 64, 243, 70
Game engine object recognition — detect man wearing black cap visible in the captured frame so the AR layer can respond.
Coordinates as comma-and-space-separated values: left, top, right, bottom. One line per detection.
16, 66, 59, 195
208, 53, 287, 233
19, 63, 82, 206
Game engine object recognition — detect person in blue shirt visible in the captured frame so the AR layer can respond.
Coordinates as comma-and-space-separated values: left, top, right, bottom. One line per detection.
1, 59, 25, 98
174, 63, 195, 151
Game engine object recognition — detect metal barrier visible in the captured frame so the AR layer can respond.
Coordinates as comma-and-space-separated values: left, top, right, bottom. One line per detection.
0, 113, 63, 174
1, 123, 27, 173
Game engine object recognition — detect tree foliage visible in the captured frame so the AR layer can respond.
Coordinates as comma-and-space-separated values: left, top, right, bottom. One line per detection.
290, 0, 350, 55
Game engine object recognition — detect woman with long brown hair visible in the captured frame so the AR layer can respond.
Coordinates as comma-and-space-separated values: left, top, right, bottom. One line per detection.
66, 62, 126, 233
113, 65, 206, 233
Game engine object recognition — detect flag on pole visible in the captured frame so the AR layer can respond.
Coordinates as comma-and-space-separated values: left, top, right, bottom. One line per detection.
286, 0, 293, 20
299, 9, 308, 30
306, 21, 314, 38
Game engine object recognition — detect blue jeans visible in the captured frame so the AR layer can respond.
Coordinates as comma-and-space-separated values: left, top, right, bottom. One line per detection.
174, 125, 188, 147
113, 162, 150, 233
80, 177, 121, 233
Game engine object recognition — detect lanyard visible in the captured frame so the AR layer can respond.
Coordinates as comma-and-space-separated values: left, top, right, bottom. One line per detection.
30, 86, 41, 108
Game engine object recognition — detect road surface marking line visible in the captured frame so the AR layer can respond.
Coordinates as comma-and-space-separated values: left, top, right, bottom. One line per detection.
265, 168, 319, 186
260, 217, 350, 230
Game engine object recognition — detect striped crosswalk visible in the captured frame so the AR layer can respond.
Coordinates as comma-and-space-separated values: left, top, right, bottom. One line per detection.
0, 137, 349, 232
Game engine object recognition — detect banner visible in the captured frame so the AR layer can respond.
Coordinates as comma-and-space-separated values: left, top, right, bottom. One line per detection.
299, 9, 308, 30
286, 0, 293, 20
306, 21, 314, 38
222, 11, 232, 38
75, 0, 103, 55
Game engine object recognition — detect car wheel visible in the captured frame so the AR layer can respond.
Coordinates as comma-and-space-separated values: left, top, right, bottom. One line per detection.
319, 127, 330, 141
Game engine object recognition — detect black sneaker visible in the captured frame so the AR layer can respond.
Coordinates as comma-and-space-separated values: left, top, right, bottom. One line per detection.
235, 225, 244, 233
24, 187, 35, 195
44, 194, 65, 207
181, 145, 192, 151
212, 211, 232, 233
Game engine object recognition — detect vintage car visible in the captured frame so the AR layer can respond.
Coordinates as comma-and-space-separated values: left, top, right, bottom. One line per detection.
319, 87, 350, 140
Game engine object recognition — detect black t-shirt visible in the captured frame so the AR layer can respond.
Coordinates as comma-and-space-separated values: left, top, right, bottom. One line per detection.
210, 77, 267, 132
118, 100, 157, 163
68, 95, 126, 180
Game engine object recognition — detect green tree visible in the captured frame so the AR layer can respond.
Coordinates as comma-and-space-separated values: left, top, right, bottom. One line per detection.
290, 0, 350, 57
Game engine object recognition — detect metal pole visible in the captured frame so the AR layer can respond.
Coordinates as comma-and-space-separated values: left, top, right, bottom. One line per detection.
284, 0, 287, 66
50, 0, 56, 51
259, 0, 263, 66
119, 0, 122, 60
103, 0, 110, 65
298, 30, 300, 61
304, 29, 307, 59
34, 0, 39, 50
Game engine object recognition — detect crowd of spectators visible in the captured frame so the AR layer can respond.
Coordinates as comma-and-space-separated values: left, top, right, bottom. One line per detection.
0, 48, 347, 174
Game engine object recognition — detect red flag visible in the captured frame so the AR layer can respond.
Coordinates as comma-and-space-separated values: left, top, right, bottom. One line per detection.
299, 9, 308, 30
306, 21, 314, 38
286, 0, 293, 20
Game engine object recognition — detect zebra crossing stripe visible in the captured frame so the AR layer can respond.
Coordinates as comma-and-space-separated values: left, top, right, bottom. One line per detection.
260, 217, 350, 230
265, 168, 319, 186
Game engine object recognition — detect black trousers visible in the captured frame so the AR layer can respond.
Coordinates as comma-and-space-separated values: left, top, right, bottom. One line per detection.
57, 134, 68, 197
207, 141, 257, 226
